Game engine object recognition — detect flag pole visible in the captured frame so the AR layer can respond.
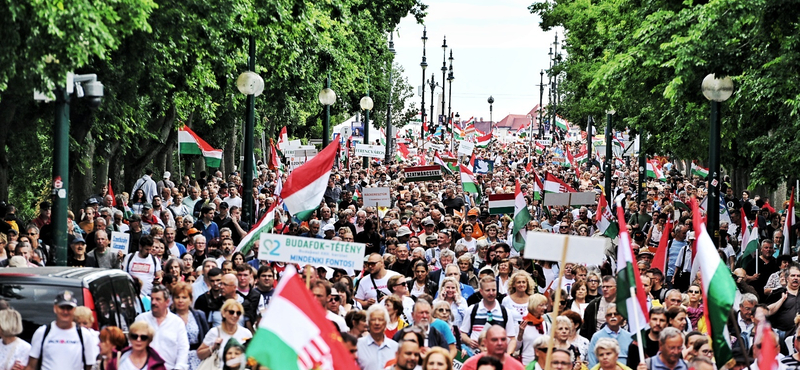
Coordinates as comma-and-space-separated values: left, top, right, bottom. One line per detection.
631, 286, 646, 363
728, 310, 753, 370
177, 128, 182, 180
545, 238, 569, 370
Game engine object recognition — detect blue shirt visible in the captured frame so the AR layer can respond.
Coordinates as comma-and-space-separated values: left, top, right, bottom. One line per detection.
666, 239, 687, 277
194, 220, 220, 242
431, 319, 456, 345
356, 335, 397, 370
648, 353, 688, 370
588, 326, 632, 367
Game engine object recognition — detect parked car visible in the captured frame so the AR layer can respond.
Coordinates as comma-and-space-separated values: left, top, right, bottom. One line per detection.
0, 267, 144, 342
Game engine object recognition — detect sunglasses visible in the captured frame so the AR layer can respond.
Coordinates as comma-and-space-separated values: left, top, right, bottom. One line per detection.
329, 296, 341, 302
365, 261, 378, 267
436, 308, 451, 312
129, 333, 150, 341
227, 310, 242, 316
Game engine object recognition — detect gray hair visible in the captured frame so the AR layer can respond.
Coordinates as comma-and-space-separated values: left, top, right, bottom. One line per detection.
441, 249, 456, 261
308, 219, 320, 227
113, 209, 124, 219
183, 215, 194, 224
413, 247, 425, 256
99, 207, 113, 216
366, 302, 390, 324
532, 335, 551, 350
740, 293, 758, 305
594, 337, 621, 356
454, 244, 468, 254
605, 303, 617, 315
659, 327, 684, 345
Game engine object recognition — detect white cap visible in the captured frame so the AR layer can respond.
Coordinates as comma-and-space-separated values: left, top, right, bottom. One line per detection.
163, 171, 171, 179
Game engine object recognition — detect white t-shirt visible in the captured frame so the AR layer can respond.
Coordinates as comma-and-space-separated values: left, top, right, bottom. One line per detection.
355, 271, 400, 301
0, 337, 30, 370
117, 352, 148, 370
123, 253, 161, 296
456, 238, 478, 254
29, 322, 98, 370
202, 326, 252, 360
222, 196, 242, 209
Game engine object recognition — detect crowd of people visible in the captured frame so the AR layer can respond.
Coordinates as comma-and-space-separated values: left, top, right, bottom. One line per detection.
0, 131, 799, 370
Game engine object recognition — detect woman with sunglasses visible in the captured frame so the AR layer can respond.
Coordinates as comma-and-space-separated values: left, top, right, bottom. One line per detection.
685, 284, 704, 329
197, 299, 251, 364
108, 321, 167, 370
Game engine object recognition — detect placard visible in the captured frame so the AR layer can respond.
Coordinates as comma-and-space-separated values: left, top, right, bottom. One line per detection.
473, 159, 493, 174
535, 140, 552, 147
354, 144, 386, 159
424, 143, 445, 152
259, 233, 365, 270
403, 165, 443, 182
110, 232, 130, 254
362, 187, 392, 207
543, 192, 597, 206
457, 140, 475, 156
524, 233, 606, 264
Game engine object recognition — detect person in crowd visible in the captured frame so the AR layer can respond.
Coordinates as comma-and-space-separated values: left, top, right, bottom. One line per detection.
553, 316, 582, 364
625, 307, 668, 367
385, 275, 414, 321
567, 280, 590, 318
196, 299, 250, 365
461, 276, 518, 352
592, 338, 631, 370
581, 276, 616, 338
357, 304, 398, 370
635, 327, 687, 370
433, 277, 469, 327
123, 235, 160, 296
503, 271, 535, 325
393, 300, 455, 357
27, 291, 98, 370
561, 310, 590, 363
666, 305, 688, 332
346, 310, 367, 339
462, 326, 525, 370
243, 265, 275, 333
684, 284, 704, 329
421, 347, 452, 370
194, 267, 224, 327
383, 296, 408, 338
0, 309, 30, 370
356, 253, 401, 309
108, 321, 166, 370
310, 279, 349, 332
96, 326, 127, 370
766, 264, 800, 346
170, 282, 209, 370
134, 285, 189, 370
587, 304, 631, 367
391, 338, 420, 370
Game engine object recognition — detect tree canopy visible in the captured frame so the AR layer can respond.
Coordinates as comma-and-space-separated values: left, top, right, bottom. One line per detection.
530, 0, 800, 190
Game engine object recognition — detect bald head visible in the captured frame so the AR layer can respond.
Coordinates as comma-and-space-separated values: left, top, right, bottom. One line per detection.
485, 325, 509, 357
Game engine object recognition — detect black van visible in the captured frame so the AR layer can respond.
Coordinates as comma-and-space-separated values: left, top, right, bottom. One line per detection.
0, 267, 144, 341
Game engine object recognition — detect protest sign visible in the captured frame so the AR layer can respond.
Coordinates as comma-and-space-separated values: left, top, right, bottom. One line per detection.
403, 165, 443, 182
259, 233, 365, 270
457, 140, 474, 156
110, 232, 130, 254
473, 159, 493, 174
543, 192, 597, 206
362, 187, 392, 207
354, 144, 386, 159
524, 233, 606, 265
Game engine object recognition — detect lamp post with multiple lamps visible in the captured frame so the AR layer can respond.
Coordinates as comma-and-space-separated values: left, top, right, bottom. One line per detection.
440, 36, 448, 128
488, 96, 494, 124
318, 72, 336, 148
428, 74, 439, 134
447, 50, 454, 152
537, 70, 546, 138
385, 31, 396, 162
420, 27, 428, 143
701, 73, 734, 244
236, 36, 264, 225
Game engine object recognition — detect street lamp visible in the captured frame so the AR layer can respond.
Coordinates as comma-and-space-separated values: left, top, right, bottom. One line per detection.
420, 26, 428, 143
440, 36, 448, 127
42, 73, 104, 266
318, 72, 336, 148
385, 31, 396, 162
428, 74, 439, 134
701, 73, 734, 243
236, 36, 264, 225
360, 91, 374, 168
488, 96, 495, 124
538, 70, 546, 138
605, 109, 616, 206
447, 50, 454, 127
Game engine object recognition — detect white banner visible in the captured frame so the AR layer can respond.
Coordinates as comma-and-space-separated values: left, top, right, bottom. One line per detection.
110, 232, 130, 254
259, 233, 365, 270
457, 140, 475, 156
355, 144, 385, 159
362, 187, 392, 207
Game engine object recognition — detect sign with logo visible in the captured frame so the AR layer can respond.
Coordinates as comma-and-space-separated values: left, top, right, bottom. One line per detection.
457, 140, 474, 156
535, 139, 552, 147
473, 159, 493, 174
362, 187, 392, 207
403, 165, 443, 182
110, 232, 130, 254
354, 144, 386, 159
259, 233, 365, 270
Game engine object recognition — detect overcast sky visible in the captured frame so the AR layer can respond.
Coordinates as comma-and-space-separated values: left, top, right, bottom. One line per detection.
392, 0, 561, 123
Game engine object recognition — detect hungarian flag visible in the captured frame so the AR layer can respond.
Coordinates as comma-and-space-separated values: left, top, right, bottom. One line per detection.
247, 266, 358, 370
464, 116, 475, 125
757, 323, 778, 370
646, 160, 666, 181
107, 178, 117, 207
280, 141, 339, 220
534, 142, 546, 155
512, 180, 531, 251
544, 173, 576, 193
575, 149, 588, 165
783, 188, 795, 255
531, 172, 543, 200
269, 139, 281, 170
489, 193, 515, 215
476, 132, 492, 147
566, 149, 580, 178
691, 162, 709, 178
615, 203, 650, 332
235, 202, 276, 255
555, 116, 570, 131
738, 219, 759, 268
459, 164, 479, 193
277, 126, 289, 154
691, 198, 736, 368
396, 142, 410, 162
596, 195, 618, 238
178, 125, 223, 168
352, 189, 361, 201
651, 217, 674, 272
434, 152, 454, 175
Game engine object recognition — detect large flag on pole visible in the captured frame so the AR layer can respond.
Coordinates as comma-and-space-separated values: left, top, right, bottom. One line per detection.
247, 266, 358, 370
476, 132, 492, 147
615, 203, 650, 334
531, 172, 543, 200
460, 164, 480, 193
544, 173, 576, 193
596, 195, 619, 238
691, 162, 709, 178
280, 142, 340, 220
691, 198, 736, 368
434, 152, 453, 175
512, 180, 531, 252
234, 202, 276, 255
178, 126, 223, 168
738, 220, 759, 268
276, 126, 289, 154
783, 188, 795, 255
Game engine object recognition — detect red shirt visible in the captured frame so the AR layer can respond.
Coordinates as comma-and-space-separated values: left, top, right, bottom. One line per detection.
462, 353, 525, 370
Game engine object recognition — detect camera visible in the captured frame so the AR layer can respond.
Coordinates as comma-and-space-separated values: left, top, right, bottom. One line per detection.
82, 80, 104, 108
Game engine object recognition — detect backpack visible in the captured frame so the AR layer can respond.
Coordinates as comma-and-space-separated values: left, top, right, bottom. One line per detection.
468, 303, 509, 336
38, 323, 86, 370
126, 252, 158, 272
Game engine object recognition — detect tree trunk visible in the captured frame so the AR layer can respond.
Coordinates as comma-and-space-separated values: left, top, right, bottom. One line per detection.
71, 131, 95, 211
0, 97, 17, 202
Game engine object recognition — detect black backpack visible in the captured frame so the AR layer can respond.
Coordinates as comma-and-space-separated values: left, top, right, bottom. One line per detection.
468, 303, 509, 336
125, 252, 158, 272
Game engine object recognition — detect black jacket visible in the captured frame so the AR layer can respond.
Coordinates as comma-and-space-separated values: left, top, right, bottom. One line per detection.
243, 286, 274, 327
580, 296, 603, 339
407, 279, 439, 298
428, 270, 469, 287
392, 326, 449, 349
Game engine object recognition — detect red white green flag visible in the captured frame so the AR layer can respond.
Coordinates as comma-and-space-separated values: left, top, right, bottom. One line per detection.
476, 132, 492, 147
691, 162, 709, 178
691, 198, 736, 368
460, 164, 479, 193
280, 141, 339, 220
178, 126, 223, 168
614, 203, 649, 332
544, 173, 576, 193
235, 202, 276, 255
247, 266, 358, 370
277, 126, 289, 153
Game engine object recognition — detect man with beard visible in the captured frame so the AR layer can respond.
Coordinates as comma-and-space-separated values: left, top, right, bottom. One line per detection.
391, 339, 420, 370
626, 307, 668, 366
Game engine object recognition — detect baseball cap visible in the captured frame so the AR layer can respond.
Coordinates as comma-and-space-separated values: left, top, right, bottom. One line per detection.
422, 218, 435, 227
87, 198, 99, 205
142, 202, 153, 210
128, 214, 142, 222
188, 228, 201, 236
397, 226, 412, 237
468, 208, 479, 217
54, 290, 78, 308
163, 171, 171, 179
71, 236, 86, 245
322, 224, 335, 232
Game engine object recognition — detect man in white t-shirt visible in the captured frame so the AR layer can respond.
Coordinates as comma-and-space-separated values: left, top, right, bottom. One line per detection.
355, 253, 399, 309
135, 285, 189, 370
123, 235, 161, 296
26, 291, 98, 370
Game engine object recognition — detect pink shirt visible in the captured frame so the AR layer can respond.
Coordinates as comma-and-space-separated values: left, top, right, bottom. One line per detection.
462, 353, 526, 370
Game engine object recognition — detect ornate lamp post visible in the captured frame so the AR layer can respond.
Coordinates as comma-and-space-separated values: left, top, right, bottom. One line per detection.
702, 73, 734, 243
